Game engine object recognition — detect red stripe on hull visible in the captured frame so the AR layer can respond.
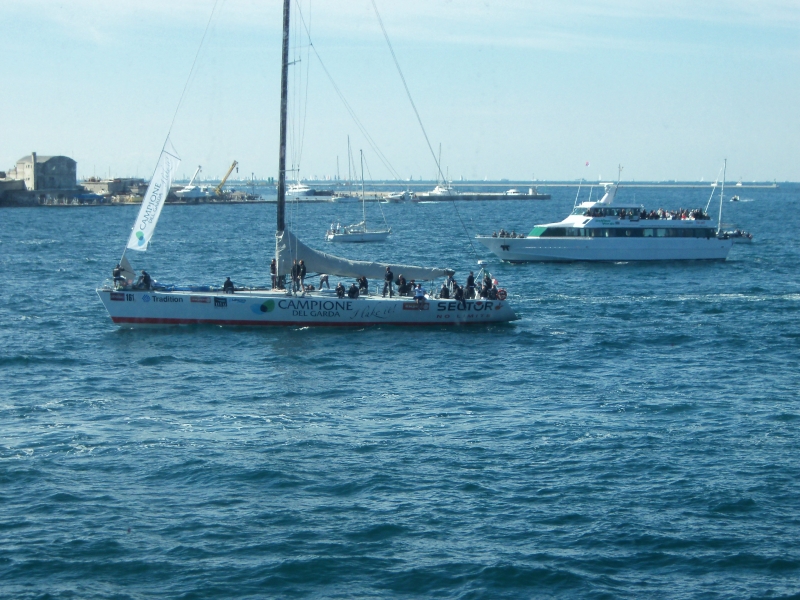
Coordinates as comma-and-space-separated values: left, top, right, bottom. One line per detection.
110, 316, 502, 327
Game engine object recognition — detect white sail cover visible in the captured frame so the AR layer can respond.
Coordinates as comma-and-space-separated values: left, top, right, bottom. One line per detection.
126, 150, 181, 251
276, 229, 454, 280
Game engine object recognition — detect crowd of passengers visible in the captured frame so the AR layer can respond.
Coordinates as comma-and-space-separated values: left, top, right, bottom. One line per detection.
113, 259, 505, 304
491, 229, 525, 238
582, 207, 710, 220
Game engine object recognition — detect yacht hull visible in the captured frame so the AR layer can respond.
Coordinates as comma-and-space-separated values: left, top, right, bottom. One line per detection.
98, 289, 517, 327
477, 236, 734, 262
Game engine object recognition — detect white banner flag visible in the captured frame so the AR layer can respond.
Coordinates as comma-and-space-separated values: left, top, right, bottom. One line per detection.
126, 150, 180, 251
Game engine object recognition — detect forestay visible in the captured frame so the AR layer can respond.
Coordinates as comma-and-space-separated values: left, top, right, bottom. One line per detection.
276, 229, 454, 280
126, 150, 181, 251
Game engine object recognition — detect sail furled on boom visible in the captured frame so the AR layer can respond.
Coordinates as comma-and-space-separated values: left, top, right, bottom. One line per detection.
276, 229, 453, 280
126, 150, 181, 252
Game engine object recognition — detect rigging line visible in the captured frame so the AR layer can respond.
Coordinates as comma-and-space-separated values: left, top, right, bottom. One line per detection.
296, 0, 312, 175
369, 0, 479, 258
166, 0, 221, 139
292, 1, 402, 181
362, 154, 390, 228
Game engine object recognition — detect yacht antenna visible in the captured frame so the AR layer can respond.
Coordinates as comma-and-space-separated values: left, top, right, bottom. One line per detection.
276, 0, 290, 234
717, 159, 726, 234
574, 178, 583, 207
617, 164, 623, 185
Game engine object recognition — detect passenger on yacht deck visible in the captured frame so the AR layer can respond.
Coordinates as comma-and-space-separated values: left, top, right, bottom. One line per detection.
383, 266, 394, 297
488, 285, 498, 300
358, 276, 369, 295
439, 282, 450, 299
414, 284, 426, 304
453, 285, 464, 302
336, 282, 345, 298
466, 272, 475, 299
290, 260, 300, 292
319, 274, 330, 289
396, 274, 408, 296
348, 282, 360, 299
299, 260, 307, 294
223, 277, 235, 294
135, 270, 152, 290
113, 264, 124, 288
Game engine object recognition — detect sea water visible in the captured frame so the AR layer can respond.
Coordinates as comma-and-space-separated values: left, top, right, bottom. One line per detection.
1, 184, 799, 598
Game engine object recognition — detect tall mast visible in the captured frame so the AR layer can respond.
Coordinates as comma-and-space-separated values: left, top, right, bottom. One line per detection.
276, 0, 290, 233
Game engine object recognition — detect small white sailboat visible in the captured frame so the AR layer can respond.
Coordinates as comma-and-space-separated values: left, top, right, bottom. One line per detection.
97, 0, 517, 327
325, 150, 391, 243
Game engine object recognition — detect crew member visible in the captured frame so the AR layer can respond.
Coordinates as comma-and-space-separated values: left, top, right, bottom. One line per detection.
291, 260, 300, 293
223, 277, 235, 294
112, 263, 124, 288
439, 282, 450, 299
466, 271, 475, 299
396, 274, 408, 296
298, 260, 307, 295
319, 273, 330, 289
336, 282, 345, 298
358, 276, 369, 295
270, 258, 277, 289
383, 266, 394, 297
414, 283, 425, 305
347, 282, 360, 299
136, 270, 152, 290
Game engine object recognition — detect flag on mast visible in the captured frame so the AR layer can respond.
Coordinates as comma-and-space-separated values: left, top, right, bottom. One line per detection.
127, 150, 180, 251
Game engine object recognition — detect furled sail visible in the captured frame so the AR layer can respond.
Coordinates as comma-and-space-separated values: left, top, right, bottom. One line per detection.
276, 229, 453, 280
126, 150, 181, 251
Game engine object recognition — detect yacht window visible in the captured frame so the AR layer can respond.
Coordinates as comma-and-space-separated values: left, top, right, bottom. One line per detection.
530, 226, 547, 237
543, 227, 567, 237
656, 229, 667, 237
643, 229, 654, 237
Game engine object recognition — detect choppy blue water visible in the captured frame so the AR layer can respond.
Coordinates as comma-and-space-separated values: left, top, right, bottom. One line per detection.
1, 184, 799, 599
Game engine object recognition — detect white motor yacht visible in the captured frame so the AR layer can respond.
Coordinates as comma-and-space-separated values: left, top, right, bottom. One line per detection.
477, 183, 733, 262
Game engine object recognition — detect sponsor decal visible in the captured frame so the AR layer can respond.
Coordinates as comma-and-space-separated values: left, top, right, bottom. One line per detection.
151, 295, 183, 303
191, 296, 211, 303
436, 301, 494, 312
142, 294, 151, 302
403, 302, 429, 311
231, 298, 246, 303
135, 230, 145, 247
214, 297, 227, 308
274, 298, 351, 318
110, 292, 125, 301
251, 300, 276, 314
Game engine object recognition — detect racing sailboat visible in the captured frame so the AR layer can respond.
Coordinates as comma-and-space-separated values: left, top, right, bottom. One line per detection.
96, 0, 517, 327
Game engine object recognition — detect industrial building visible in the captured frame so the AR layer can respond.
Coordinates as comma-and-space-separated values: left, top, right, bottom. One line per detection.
6, 153, 77, 191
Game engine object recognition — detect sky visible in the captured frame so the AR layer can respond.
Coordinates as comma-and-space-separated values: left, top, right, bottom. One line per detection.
2, 0, 798, 182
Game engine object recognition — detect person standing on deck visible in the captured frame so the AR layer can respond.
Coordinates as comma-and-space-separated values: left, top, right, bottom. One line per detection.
299, 260, 307, 295
270, 258, 277, 289
383, 266, 394, 297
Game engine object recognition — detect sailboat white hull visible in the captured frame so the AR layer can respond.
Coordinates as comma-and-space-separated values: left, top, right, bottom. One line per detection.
325, 230, 391, 243
98, 289, 517, 327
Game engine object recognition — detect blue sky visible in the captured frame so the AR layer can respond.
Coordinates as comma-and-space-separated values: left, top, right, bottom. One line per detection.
2, 0, 798, 182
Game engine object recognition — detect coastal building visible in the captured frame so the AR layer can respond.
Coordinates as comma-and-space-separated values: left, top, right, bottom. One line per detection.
8, 153, 77, 191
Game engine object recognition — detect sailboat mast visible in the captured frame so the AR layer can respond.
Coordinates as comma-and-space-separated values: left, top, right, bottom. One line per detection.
360, 150, 366, 225
717, 159, 726, 234
276, 0, 290, 233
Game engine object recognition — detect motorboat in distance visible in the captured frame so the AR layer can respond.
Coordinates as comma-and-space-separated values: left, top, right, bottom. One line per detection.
477, 183, 733, 262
